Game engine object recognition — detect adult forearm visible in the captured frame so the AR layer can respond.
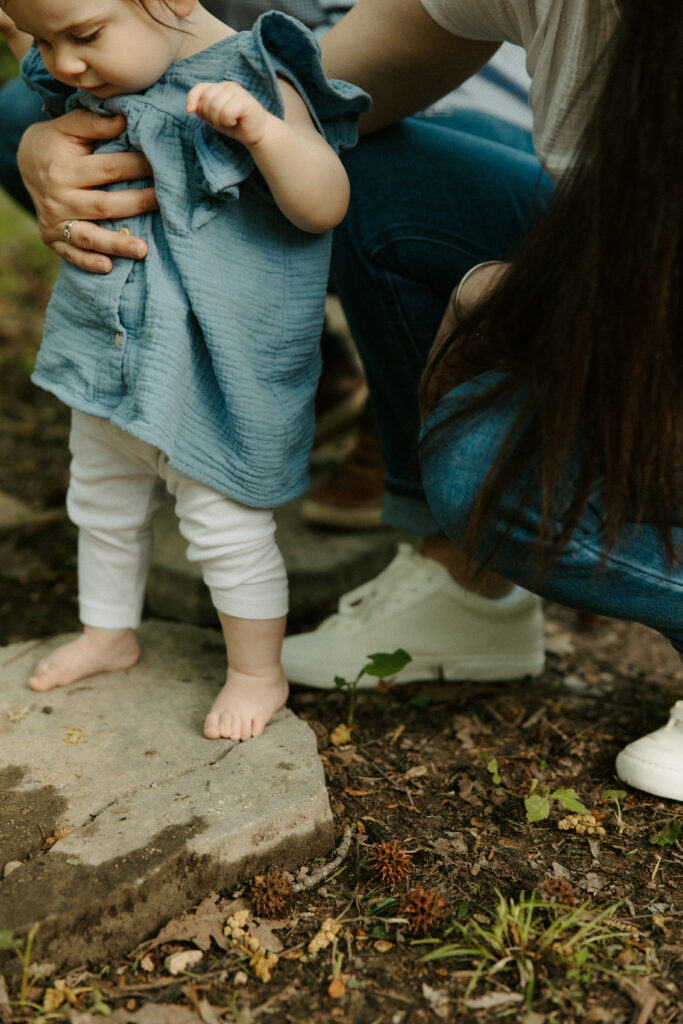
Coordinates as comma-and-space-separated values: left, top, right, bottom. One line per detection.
320, 0, 499, 134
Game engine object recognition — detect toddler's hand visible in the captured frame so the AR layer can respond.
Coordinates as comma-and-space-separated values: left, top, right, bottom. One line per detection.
186, 81, 272, 147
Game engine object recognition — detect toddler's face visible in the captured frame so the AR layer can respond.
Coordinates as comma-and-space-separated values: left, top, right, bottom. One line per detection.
4, 0, 185, 97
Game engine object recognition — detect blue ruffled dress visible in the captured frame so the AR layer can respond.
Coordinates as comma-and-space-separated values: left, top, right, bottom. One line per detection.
22, 12, 370, 507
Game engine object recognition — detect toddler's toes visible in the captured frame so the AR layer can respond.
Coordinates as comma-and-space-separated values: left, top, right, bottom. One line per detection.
28, 658, 56, 691
224, 714, 243, 742
204, 711, 245, 741
203, 712, 223, 740
251, 715, 267, 738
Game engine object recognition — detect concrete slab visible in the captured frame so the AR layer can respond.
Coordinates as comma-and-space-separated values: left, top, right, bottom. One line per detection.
0, 620, 334, 969
147, 494, 413, 628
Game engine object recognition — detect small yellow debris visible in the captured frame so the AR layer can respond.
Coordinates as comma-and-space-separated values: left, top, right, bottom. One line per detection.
43, 987, 66, 1012
557, 813, 606, 837
308, 917, 342, 954
330, 723, 353, 747
373, 939, 393, 953
139, 954, 155, 973
63, 727, 85, 745
8, 706, 31, 724
224, 908, 279, 983
44, 828, 71, 850
233, 970, 249, 986
249, 948, 279, 982
224, 908, 251, 945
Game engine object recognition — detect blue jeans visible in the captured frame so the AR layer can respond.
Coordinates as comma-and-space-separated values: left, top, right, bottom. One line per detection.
0, 76, 48, 212
331, 110, 554, 533
420, 375, 683, 659
332, 112, 683, 656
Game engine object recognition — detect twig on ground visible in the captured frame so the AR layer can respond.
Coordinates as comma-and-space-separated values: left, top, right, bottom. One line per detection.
616, 976, 660, 1024
292, 825, 353, 893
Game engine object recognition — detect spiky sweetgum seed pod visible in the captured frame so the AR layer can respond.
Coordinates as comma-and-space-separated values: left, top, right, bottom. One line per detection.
400, 886, 447, 937
365, 840, 411, 885
251, 870, 292, 918
538, 875, 576, 907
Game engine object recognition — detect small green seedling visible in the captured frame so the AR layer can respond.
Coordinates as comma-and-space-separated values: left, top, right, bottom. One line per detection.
649, 818, 680, 847
478, 748, 502, 786
601, 789, 627, 833
334, 649, 411, 727
524, 780, 588, 823
0, 924, 38, 1005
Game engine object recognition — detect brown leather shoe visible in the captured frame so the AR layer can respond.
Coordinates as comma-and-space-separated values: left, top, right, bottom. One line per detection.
303, 410, 384, 529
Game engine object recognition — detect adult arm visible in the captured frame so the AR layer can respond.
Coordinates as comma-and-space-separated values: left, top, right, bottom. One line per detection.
320, 0, 500, 135
17, 110, 157, 273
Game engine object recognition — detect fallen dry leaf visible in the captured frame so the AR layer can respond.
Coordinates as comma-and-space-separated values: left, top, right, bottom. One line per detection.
464, 992, 524, 1010
248, 918, 287, 953
421, 982, 451, 1020
144, 893, 247, 953
328, 976, 346, 999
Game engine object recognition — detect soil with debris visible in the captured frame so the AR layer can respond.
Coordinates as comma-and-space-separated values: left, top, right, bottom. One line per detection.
1, 347, 682, 1024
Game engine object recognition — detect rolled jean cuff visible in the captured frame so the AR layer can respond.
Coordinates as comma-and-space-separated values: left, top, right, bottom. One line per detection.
382, 488, 443, 536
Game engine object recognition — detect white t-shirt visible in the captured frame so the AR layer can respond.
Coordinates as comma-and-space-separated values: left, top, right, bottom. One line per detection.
420, 0, 618, 180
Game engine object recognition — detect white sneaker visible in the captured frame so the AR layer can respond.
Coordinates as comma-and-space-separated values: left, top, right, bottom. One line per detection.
616, 701, 683, 801
282, 543, 545, 688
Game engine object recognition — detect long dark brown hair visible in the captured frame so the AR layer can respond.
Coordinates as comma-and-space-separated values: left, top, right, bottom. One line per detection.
419, 0, 683, 573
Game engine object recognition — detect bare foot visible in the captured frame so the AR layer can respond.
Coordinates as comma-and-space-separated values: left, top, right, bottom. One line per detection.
204, 667, 289, 741
29, 626, 140, 691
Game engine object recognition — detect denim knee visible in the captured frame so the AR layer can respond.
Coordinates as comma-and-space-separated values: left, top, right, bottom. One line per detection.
420, 374, 520, 549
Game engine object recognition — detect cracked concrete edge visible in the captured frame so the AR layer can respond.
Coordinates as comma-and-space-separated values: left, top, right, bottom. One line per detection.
0, 809, 334, 971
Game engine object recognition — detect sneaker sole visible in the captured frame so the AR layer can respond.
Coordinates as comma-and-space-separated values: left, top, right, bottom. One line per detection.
285, 650, 545, 688
615, 749, 683, 802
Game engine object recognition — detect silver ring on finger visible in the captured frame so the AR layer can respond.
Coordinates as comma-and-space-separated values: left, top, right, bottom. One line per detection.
63, 219, 78, 245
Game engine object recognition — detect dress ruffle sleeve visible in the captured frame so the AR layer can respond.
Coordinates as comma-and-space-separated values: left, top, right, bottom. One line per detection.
244, 11, 371, 153
193, 11, 370, 199
193, 125, 255, 202
20, 45, 75, 117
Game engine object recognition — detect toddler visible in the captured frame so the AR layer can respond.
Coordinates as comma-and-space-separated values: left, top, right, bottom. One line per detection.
0, 0, 368, 740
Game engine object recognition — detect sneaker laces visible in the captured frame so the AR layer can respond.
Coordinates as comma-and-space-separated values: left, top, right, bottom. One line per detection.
319, 544, 444, 630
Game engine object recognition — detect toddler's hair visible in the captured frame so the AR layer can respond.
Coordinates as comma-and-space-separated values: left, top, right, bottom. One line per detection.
0, 0, 180, 24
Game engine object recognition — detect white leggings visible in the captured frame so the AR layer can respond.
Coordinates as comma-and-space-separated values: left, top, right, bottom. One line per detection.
67, 412, 288, 629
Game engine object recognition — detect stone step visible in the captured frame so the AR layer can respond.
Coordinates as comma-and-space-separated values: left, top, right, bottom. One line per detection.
147, 495, 413, 629
0, 620, 333, 970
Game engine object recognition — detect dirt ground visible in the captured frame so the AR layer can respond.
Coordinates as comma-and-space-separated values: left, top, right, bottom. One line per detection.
1, 341, 683, 1024
1, 192, 682, 1024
